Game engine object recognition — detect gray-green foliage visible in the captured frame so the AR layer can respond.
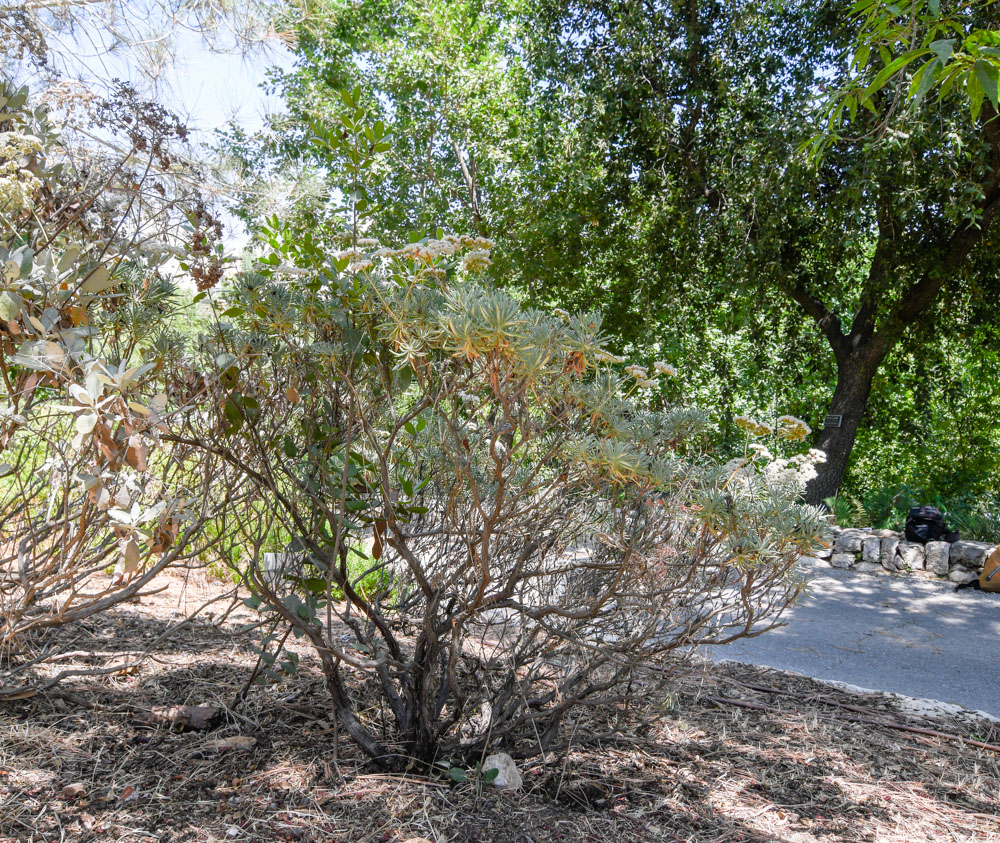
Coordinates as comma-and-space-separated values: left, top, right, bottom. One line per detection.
204, 94, 828, 767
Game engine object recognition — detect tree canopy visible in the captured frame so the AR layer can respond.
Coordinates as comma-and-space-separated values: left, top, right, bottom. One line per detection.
224, 0, 1000, 507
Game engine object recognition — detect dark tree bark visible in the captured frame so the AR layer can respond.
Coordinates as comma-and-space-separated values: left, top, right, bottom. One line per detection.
795, 107, 1000, 504
805, 347, 883, 505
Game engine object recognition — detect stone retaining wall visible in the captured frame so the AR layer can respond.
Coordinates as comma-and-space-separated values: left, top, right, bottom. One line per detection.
815, 527, 997, 584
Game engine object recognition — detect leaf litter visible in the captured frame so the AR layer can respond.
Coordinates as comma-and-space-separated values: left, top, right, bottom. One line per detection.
1, 570, 998, 842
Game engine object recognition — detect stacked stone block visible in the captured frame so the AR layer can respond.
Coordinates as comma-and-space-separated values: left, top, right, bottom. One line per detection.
817, 526, 995, 583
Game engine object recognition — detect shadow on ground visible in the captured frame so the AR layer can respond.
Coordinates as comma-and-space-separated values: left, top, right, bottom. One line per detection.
1, 574, 999, 842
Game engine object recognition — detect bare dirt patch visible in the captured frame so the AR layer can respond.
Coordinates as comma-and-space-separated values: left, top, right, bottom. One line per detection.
2, 571, 998, 842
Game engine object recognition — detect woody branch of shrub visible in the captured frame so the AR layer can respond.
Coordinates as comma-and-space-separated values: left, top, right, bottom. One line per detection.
0, 82, 237, 697
191, 226, 827, 768
174, 91, 824, 768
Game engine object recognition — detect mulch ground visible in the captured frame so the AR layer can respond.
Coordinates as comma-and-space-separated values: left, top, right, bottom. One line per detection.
2, 571, 999, 843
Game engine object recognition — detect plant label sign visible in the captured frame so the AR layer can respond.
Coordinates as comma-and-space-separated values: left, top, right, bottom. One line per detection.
823, 414, 843, 429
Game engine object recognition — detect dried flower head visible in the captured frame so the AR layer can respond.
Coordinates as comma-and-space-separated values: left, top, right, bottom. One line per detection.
624, 364, 649, 380
776, 415, 812, 442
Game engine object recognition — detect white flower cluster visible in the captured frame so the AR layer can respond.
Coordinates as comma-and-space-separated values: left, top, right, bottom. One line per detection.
761, 448, 827, 491
0, 132, 43, 214
623, 360, 678, 389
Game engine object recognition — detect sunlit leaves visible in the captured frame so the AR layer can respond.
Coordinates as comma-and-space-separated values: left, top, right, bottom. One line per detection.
811, 0, 1000, 159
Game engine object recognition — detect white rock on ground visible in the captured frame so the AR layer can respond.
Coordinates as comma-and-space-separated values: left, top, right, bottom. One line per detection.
482, 752, 522, 790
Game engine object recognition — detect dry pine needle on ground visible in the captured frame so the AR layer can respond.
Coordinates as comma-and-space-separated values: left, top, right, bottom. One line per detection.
1, 571, 998, 843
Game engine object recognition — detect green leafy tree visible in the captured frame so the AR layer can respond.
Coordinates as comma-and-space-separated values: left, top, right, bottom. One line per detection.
227, 0, 1000, 506
224, 0, 531, 240
508, 0, 1000, 504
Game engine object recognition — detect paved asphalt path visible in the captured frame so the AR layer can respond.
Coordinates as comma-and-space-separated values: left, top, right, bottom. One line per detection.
707, 557, 1000, 718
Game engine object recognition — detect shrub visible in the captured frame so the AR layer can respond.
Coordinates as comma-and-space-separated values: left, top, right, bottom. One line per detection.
200, 227, 826, 767
0, 83, 225, 697
825, 482, 1000, 543
947, 496, 1000, 544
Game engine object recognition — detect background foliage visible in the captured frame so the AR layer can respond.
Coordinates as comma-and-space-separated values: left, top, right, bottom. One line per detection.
223, 0, 1000, 522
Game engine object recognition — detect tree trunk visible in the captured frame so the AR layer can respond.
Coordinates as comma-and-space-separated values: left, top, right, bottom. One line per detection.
803, 349, 881, 505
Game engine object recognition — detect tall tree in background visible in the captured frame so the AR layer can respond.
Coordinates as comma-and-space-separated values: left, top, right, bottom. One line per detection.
515, 0, 1000, 504
228, 0, 1000, 505
224, 0, 530, 236
791, 0, 1000, 502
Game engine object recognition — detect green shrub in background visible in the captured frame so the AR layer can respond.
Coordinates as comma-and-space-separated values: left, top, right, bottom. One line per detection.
826, 485, 1000, 543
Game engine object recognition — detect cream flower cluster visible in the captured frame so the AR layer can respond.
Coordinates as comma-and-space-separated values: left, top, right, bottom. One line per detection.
366, 234, 495, 266
401, 240, 455, 261
462, 249, 492, 272
0, 132, 42, 214
776, 415, 812, 442
736, 413, 812, 441
624, 364, 648, 379
622, 360, 678, 389
341, 234, 495, 274
734, 414, 774, 437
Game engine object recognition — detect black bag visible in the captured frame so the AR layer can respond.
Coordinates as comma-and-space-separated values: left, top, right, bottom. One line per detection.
904, 505, 960, 544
